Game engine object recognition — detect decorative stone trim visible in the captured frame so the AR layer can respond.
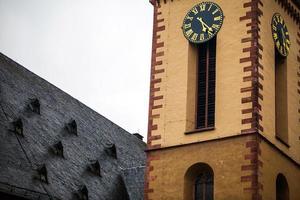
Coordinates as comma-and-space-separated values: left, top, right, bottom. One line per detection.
275, 0, 300, 24
240, 0, 264, 199
145, 1, 165, 199
240, 0, 264, 135
144, 153, 160, 200
241, 135, 263, 200
146, 1, 165, 150
297, 32, 300, 133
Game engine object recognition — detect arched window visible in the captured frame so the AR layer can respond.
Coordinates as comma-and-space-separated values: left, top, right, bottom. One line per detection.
184, 163, 214, 200
276, 173, 289, 200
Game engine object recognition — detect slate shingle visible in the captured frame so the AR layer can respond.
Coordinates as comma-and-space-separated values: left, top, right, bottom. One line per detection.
0, 52, 146, 200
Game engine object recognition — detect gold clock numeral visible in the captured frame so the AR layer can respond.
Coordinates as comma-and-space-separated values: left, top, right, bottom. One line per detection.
273, 33, 278, 40
199, 4, 206, 11
281, 46, 285, 54
212, 9, 219, 15
200, 33, 205, 41
279, 45, 282, 52
286, 39, 291, 45
214, 16, 221, 21
280, 16, 283, 24
272, 25, 277, 31
184, 23, 192, 29
191, 33, 198, 41
185, 29, 194, 37
192, 7, 198, 14
208, 31, 214, 37
186, 16, 193, 21
276, 15, 281, 23
276, 40, 281, 49
208, 4, 213, 11
212, 24, 220, 30
285, 44, 290, 52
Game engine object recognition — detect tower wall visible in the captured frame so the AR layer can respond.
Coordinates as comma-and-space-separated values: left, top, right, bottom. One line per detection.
145, 0, 300, 199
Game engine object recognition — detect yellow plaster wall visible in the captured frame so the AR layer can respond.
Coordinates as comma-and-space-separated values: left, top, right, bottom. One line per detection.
155, 0, 251, 147
260, 140, 300, 200
259, 0, 300, 163
148, 136, 252, 200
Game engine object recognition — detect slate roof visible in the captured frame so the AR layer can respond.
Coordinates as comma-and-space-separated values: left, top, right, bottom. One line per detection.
121, 166, 145, 200
0, 52, 146, 200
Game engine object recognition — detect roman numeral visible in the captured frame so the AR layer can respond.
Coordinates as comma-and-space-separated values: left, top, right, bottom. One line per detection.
212, 24, 220, 30
200, 34, 205, 41
199, 4, 206, 11
273, 33, 278, 40
212, 9, 219, 15
186, 16, 193, 21
276, 15, 280, 23
191, 33, 198, 41
285, 44, 290, 52
192, 7, 198, 14
276, 40, 281, 49
184, 23, 192, 29
208, 31, 213, 37
280, 16, 283, 24
214, 16, 221, 21
208, 4, 213, 11
185, 29, 194, 37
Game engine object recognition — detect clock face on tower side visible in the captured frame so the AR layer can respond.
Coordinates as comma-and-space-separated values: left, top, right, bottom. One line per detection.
271, 13, 291, 57
182, 2, 224, 44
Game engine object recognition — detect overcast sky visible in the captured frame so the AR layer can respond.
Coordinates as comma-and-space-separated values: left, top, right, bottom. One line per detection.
0, 0, 153, 140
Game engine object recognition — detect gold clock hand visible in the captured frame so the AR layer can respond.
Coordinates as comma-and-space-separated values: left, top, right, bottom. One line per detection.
197, 17, 207, 32
198, 17, 213, 32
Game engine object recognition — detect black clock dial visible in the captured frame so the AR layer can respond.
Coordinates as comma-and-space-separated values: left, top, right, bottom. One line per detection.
182, 2, 224, 44
271, 13, 290, 57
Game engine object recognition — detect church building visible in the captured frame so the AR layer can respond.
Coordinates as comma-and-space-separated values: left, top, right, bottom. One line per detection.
145, 0, 300, 199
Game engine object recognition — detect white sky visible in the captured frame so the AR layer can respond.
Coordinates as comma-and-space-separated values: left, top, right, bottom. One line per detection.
0, 0, 153, 140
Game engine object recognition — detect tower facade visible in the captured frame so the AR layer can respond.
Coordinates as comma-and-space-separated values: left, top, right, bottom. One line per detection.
145, 0, 300, 199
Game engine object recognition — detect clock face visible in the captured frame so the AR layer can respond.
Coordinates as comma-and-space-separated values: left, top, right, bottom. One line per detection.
182, 2, 224, 44
271, 13, 291, 57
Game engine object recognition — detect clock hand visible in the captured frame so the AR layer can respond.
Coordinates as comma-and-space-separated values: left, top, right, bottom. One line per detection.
197, 17, 207, 32
197, 17, 213, 32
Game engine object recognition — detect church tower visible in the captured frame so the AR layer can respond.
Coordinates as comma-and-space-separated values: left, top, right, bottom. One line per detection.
145, 0, 300, 199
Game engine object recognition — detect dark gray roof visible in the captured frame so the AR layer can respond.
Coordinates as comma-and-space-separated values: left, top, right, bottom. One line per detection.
121, 166, 145, 200
0, 52, 146, 200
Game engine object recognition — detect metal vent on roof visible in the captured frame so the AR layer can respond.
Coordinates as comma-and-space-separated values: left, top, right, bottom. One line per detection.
28, 98, 40, 114
12, 118, 23, 136
36, 164, 48, 184
87, 160, 101, 177
133, 133, 143, 140
105, 143, 117, 159
50, 141, 64, 158
76, 185, 88, 200
66, 119, 77, 135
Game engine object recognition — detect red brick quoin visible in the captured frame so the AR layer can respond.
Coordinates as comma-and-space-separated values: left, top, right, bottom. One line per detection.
240, 0, 264, 199
144, 0, 165, 199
